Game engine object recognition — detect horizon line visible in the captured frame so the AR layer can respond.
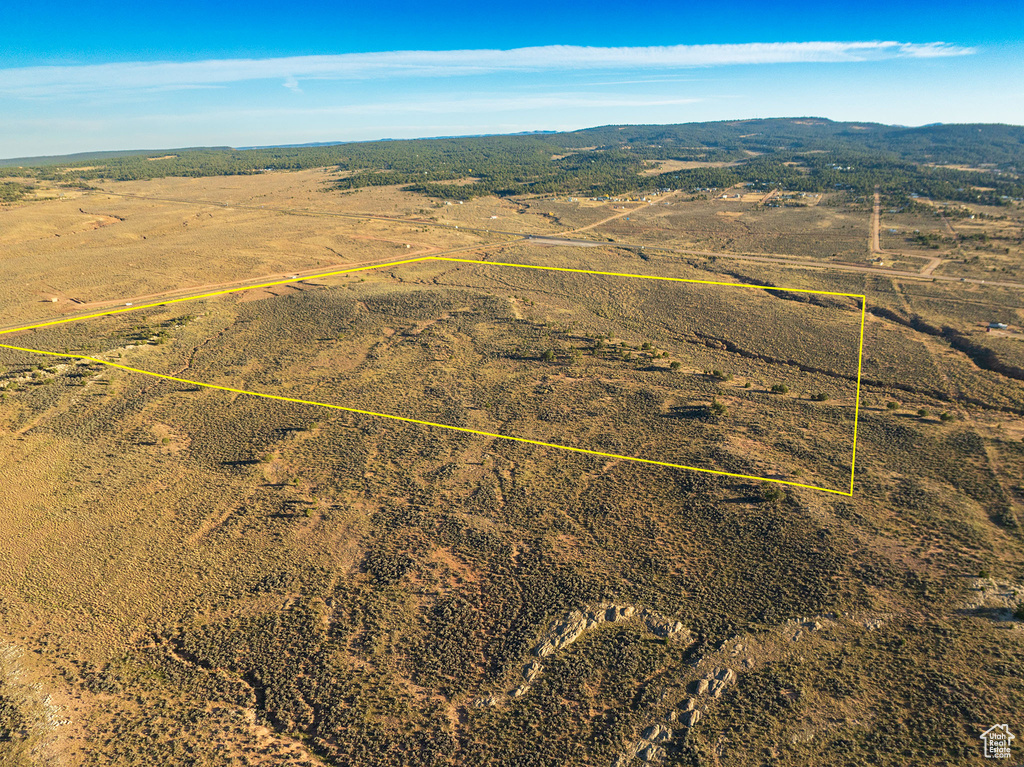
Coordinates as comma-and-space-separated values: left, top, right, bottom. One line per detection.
5, 115, 1023, 166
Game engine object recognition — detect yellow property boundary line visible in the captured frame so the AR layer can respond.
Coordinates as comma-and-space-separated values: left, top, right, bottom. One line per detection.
0, 256, 867, 496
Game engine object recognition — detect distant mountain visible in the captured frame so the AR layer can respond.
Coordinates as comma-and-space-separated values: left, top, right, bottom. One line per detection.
560, 119, 1024, 168
237, 131, 559, 151
4, 119, 1021, 206
4, 119, 1021, 170
235, 141, 353, 150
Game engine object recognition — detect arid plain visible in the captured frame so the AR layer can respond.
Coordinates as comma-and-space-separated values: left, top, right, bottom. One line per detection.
1, 167, 1022, 766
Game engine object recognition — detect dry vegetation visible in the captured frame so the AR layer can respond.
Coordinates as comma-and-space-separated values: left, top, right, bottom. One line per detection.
572, 192, 873, 261
1, 170, 1022, 766
879, 200, 1024, 281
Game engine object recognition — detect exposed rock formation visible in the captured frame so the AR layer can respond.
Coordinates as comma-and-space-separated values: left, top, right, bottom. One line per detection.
522, 660, 543, 682
473, 602, 692, 711
535, 603, 689, 658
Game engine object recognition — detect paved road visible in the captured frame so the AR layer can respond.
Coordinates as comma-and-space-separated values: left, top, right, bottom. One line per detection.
525, 236, 601, 247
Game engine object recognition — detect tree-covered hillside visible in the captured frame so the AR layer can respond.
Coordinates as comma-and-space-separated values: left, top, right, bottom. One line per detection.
4, 119, 1022, 206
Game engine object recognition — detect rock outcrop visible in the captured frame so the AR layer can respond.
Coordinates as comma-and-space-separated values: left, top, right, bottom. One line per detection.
522, 660, 543, 682
535, 603, 689, 658
474, 602, 692, 711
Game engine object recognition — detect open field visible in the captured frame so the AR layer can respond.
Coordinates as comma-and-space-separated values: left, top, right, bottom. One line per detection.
1, 167, 1022, 767
878, 200, 1024, 281
2, 255, 867, 492
640, 159, 740, 176
0, 179, 516, 328
575, 193, 875, 262
94, 170, 569, 235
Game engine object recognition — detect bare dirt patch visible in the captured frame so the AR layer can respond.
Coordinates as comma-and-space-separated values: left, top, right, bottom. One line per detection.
641, 159, 738, 176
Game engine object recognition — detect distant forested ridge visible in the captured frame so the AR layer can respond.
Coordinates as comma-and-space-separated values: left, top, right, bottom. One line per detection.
4, 118, 1023, 205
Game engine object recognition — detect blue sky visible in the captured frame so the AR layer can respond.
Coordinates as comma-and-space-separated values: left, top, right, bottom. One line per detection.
2, 0, 1022, 158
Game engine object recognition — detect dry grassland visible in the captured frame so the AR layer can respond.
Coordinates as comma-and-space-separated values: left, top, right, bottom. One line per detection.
0, 171, 1022, 767
575, 194, 872, 260
879, 201, 1024, 280
640, 160, 738, 176
0, 178, 519, 328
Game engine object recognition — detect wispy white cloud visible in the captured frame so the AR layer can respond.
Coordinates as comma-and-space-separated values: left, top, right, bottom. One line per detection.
289, 94, 704, 116
0, 41, 974, 97
59, 94, 704, 125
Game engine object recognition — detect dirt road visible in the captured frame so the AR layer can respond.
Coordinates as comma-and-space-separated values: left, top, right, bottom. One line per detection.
6, 186, 1022, 340
921, 257, 944, 277
598, 241, 1024, 289
871, 188, 956, 279
871, 189, 882, 254
563, 191, 680, 234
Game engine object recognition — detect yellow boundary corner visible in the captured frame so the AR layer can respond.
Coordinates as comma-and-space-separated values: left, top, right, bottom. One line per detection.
0, 256, 867, 496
